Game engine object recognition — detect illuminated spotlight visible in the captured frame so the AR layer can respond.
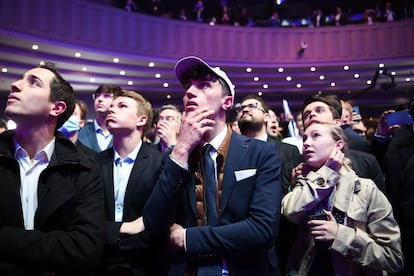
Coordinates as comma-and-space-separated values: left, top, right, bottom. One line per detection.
286, 76, 292, 81
253, 76, 259, 81
7, 119, 16, 130
317, 91, 322, 95
296, 83, 302, 88
310, 67, 316, 72
148, 62, 155, 67
319, 75, 325, 80
263, 84, 269, 89
278, 67, 284, 73
75, 52, 81, 58
120, 71, 126, 75
166, 94, 171, 99
246, 67, 252, 73
155, 73, 161, 78
330, 82, 336, 87
257, 91, 263, 96
90, 78, 96, 82
391, 71, 396, 76
1, 68, 7, 73
343, 65, 350, 71
32, 44, 39, 50
113, 58, 120, 63
163, 82, 169, 87
378, 63, 385, 68
354, 73, 360, 78
82, 67, 87, 71
406, 78, 411, 82
367, 80, 372, 85
128, 81, 133, 85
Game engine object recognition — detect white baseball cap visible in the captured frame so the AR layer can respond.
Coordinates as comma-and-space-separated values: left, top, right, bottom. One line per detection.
174, 56, 235, 98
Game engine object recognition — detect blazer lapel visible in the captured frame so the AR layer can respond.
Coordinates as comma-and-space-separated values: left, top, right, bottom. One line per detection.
100, 150, 115, 220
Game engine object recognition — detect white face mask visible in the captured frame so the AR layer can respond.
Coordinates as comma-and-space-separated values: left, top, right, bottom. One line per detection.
58, 115, 80, 137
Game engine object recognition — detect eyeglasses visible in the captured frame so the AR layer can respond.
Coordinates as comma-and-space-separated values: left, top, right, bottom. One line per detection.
235, 102, 265, 113
92, 92, 114, 100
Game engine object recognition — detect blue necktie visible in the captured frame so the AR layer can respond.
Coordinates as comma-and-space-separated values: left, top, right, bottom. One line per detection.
197, 144, 222, 276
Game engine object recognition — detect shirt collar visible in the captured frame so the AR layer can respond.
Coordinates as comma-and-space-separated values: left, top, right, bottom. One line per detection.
14, 138, 55, 162
113, 140, 142, 164
204, 125, 228, 151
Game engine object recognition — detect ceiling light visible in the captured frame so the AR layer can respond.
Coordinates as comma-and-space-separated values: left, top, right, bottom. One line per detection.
82, 67, 87, 71
253, 77, 259, 81
278, 68, 284, 73
367, 80, 372, 85
354, 73, 360, 78
166, 94, 171, 99
113, 58, 119, 63
155, 73, 161, 78
330, 82, 336, 87
343, 65, 350, 71
319, 75, 325, 80
257, 91, 263, 96
296, 83, 302, 88
379, 63, 385, 68
263, 84, 269, 89
391, 71, 396, 76
163, 82, 169, 87
75, 52, 81, 58
128, 81, 133, 85
246, 68, 252, 73
32, 44, 39, 50
406, 78, 411, 82
1, 68, 7, 73
286, 76, 292, 81
310, 67, 316, 72
148, 62, 155, 67
90, 78, 95, 82
120, 71, 125, 75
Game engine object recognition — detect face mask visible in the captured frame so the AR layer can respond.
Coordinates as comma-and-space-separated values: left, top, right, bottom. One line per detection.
58, 115, 80, 137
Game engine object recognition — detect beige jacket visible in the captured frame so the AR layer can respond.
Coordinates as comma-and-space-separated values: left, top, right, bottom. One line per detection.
281, 164, 404, 276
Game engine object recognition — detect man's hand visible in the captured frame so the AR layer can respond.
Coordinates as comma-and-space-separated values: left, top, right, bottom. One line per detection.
169, 223, 185, 252
119, 217, 145, 235
157, 120, 179, 149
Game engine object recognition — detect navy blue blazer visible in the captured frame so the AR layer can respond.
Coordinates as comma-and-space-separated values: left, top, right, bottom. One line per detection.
144, 132, 282, 276
78, 121, 112, 153
95, 142, 165, 274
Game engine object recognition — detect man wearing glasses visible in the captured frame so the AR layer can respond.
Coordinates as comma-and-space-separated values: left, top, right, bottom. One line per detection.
78, 84, 121, 152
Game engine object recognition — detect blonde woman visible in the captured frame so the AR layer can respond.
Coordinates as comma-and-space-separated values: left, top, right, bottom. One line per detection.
282, 122, 403, 275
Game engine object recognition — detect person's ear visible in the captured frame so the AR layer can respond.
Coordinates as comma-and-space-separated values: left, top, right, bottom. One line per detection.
335, 139, 345, 151
50, 101, 66, 117
222, 96, 233, 111
136, 115, 148, 128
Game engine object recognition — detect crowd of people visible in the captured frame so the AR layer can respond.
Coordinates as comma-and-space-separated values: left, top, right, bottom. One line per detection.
114, 0, 405, 28
0, 56, 413, 276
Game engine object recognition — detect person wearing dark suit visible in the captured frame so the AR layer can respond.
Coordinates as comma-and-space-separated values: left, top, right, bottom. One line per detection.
236, 95, 303, 275
0, 63, 105, 275
143, 56, 282, 276
297, 94, 386, 193
78, 84, 121, 153
95, 90, 165, 275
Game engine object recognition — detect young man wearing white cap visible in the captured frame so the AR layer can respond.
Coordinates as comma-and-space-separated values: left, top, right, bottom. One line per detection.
144, 56, 282, 275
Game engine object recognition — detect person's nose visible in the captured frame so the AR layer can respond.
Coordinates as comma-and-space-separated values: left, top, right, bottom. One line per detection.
11, 79, 22, 93
184, 84, 197, 99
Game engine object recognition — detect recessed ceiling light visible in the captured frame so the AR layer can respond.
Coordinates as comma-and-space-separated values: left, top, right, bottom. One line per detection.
75, 52, 81, 58
278, 68, 284, 73
148, 62, 155, 67
263, 84, 269, 89
367, 80, 372, 85
330, 82, 336, 87
310, 67, 316, 72
163, 82, 169, 87
286, 76, 292, 81
391, 71, 396, 76
406, 78, 411, 82
343, 65, 350, 71
155, 73, 161, 78
113, 58, 120, 63
120, 71, 125, 75
319, 75, 325, 80
32, 45, 39, 50
317, 91, 322, 94
90, 78, 95, 82
1, 68, 7, 73
82, 67, 87, 71
257, 91, 263, 96
378, 63, 385, 68
246, 67, 252, 73
354, 73, 360, 78
253, 77, 259, 81
128, 81, 133, 85
296, 83, 302, 88
166, 94, 171, 99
